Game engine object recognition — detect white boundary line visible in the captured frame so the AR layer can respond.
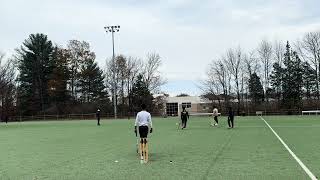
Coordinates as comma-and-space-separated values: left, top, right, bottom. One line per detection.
238, 125, 320, 128
260, 116, 318, 180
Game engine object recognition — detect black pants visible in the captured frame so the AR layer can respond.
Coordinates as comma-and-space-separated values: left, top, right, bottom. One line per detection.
228, 117, 234, 128
214, 116, 218, 124
97, 117, 100, 125
182, 118, 188, 128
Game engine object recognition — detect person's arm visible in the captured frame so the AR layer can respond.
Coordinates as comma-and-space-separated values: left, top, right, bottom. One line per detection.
134, 114, 139, 134
148, 113, 153, 133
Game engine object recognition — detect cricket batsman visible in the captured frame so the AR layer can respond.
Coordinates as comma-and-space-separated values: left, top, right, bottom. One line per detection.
134, 104, 153, 163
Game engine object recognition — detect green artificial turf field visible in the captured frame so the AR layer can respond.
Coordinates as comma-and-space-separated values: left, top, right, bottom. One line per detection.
0, 115, 319, 180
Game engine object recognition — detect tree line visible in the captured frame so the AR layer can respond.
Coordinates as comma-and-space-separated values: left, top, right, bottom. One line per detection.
0, 33, 166, 119
201, 31, 320, 115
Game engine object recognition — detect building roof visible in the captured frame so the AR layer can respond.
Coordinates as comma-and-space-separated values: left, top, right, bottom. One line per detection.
166, 96, 211, 104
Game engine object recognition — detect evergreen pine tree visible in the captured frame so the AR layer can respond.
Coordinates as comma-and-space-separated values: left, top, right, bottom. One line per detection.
302, 61, 317, 99
282, 41, 303, 109
248, 73, 264, 105
130, 74, 153, 112
17, 33, 54, 115
78, 59, 108, 103
270, 62, 283, 105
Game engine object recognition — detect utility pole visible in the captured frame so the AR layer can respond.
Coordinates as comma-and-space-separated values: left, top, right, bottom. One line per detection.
104, 25, 120, 119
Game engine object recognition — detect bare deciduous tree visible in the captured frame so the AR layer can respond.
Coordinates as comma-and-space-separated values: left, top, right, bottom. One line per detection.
274, 40, 285, 66
296, 32, 320, 100
258, 40, 273, 101
105, 55, 144, 114
0, 53, 16, 120
143, 53, 167, 93
213, 59, 230, 107
67, 40, 96, 100
224, 48, 242, 114
126, 56, 142, 113
199, 61, 223, 108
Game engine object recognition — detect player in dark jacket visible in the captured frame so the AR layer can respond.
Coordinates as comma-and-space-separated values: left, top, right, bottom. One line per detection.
96, 109, 101, 126
181, 106, 189, 129
227, 107, 234, 128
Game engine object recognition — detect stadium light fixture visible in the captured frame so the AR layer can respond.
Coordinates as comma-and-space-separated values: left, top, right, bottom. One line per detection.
104, 25, 120, 119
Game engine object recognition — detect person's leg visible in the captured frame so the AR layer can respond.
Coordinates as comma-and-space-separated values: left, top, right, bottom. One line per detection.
143, 126, 149, 163
139, 126, 149, 163
144, 138, 148, 162
214, 116, 218, 124
211, 118, 214, 126
181, 119, 185, 129
140, 138, 144, 162
231, 117, 234, 128
97, 117, 100, 125
228, 117, 231, 128
184, 119, 188, 128
139, 126, 144, 162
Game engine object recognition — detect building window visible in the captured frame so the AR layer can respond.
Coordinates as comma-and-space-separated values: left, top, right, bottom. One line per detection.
182, 102, 191, 108
166, 103, 178, 116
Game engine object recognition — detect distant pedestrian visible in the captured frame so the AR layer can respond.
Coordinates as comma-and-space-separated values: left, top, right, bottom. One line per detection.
211, 106, 219, 126
227, 107, 234, 128
96, 109, 101, 126
181, 106, 189, 129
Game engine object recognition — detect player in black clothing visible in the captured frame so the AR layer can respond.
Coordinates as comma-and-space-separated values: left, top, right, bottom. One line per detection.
227, 107, 234, 128
96, 109, 101, 126
181, 106, 189, 129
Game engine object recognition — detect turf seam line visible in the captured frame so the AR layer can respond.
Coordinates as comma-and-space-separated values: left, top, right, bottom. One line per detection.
260, 117, 318, 180
201, 131, 234, 180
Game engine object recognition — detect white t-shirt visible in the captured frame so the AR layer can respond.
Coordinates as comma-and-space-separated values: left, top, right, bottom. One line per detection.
135, 111, 152, 127
213, 108, 219, 116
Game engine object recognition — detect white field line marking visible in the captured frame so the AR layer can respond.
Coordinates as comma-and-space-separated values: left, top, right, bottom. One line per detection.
260, 117, 318, 180
239, 125, 320, 128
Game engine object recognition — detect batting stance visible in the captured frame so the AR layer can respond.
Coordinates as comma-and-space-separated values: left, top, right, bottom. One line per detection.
134, 104, 153, 163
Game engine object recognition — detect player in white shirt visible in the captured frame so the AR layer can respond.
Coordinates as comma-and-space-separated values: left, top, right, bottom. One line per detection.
134, 104, 153, 163
211, 107, 219, 126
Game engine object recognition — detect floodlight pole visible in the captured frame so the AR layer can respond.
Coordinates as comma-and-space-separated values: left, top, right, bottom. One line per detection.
104, 25, 120, 119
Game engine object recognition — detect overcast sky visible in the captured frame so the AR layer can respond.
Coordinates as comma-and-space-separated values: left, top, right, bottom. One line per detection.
1, 0, 320, 96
